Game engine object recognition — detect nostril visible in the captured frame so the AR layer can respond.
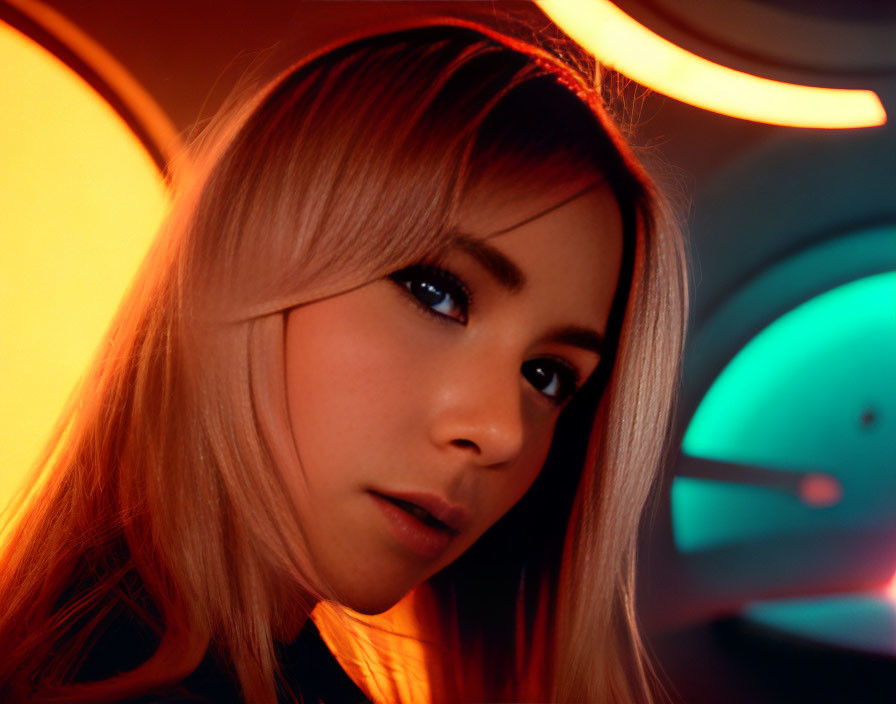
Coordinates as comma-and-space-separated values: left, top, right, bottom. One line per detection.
450, 438, 479, 452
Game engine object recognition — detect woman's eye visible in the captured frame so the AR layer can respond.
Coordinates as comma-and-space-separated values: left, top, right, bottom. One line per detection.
521, 358, 579, 404
389, 265, 470, 324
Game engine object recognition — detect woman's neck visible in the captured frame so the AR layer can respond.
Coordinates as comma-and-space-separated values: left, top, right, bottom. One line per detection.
271, 583, 319, 642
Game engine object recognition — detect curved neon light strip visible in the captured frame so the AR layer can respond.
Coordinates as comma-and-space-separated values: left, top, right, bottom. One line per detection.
537, 0, 887, 128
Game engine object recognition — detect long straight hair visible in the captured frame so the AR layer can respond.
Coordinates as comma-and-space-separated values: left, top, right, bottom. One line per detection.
0, 20, 687, 704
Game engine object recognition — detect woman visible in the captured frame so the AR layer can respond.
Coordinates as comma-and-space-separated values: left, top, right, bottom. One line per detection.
0, 18, 687, 704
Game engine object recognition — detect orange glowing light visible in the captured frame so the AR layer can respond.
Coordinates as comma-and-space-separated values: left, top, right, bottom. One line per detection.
536, 0, 887, 128
314, 592, 432, 704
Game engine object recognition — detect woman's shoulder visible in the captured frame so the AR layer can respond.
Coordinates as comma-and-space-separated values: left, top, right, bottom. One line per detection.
77, 626, 242, 704
110, 654, 242, 704
93, 617, 371, 704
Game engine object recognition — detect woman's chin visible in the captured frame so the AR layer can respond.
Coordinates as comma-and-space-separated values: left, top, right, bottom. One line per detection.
308, 543, 436, 616
328, 587, 409, 616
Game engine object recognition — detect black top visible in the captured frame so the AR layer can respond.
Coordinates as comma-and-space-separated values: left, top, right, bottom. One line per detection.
78, 617, 372, 704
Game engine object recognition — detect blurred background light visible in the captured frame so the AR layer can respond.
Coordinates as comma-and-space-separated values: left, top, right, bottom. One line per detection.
673, 270, 896, 553
743, 595, 896, 656
0, 18, 169, 513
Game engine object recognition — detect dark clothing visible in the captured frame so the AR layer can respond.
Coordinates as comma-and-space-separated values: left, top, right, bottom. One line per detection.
58, 560, 370, 704
80, 618, 371, 704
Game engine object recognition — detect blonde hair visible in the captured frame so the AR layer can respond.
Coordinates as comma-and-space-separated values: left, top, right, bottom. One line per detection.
0, 20, 687, 704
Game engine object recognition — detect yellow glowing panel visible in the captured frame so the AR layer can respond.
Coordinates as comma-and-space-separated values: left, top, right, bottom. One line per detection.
0, 21, 169, 511
537, 0, 886, 128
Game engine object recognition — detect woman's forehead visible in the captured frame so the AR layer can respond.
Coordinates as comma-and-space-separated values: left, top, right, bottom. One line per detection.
449, 183, 624, 338
455, 174, 612, 239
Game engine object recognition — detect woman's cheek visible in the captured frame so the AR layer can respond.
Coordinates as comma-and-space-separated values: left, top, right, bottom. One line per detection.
287, 287, 421, 437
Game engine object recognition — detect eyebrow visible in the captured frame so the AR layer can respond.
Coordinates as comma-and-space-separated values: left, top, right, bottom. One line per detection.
544, 325, 605, 355
448, 234, 605, 356
447, 183, 603, 293
450, 234, 526, 292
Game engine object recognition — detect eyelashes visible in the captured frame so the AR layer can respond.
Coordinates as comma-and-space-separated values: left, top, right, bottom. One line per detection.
388, 263, 581, 405
389, 264, 470, 324
521, 358, 580, 404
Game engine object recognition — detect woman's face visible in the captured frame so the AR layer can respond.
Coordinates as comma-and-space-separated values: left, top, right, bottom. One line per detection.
282, 179, 624, 614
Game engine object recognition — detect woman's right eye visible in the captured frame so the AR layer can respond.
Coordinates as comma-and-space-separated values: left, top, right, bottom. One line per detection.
388, 265, 470, 324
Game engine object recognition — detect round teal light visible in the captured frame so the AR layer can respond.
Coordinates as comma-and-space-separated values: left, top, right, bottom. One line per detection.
674, 271, 896, 552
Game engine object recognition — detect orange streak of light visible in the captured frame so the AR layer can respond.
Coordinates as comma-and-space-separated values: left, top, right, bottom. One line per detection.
536, 0, 887, 128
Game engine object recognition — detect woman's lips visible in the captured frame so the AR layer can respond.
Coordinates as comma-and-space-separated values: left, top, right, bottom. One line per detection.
369, 491, 469, 559
375, 489, 471, 533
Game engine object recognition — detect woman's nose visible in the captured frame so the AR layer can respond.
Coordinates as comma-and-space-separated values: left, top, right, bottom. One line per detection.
427, 361, 526, 467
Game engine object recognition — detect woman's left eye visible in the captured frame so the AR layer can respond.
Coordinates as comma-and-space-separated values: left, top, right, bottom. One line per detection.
521, 358, 579, 404
389, 265, 470, 324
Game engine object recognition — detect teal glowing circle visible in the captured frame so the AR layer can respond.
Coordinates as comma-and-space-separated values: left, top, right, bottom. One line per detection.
673, 271, 896, 552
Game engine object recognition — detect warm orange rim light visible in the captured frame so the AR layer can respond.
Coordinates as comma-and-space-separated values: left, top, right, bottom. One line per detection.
536, 0, 887, 128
